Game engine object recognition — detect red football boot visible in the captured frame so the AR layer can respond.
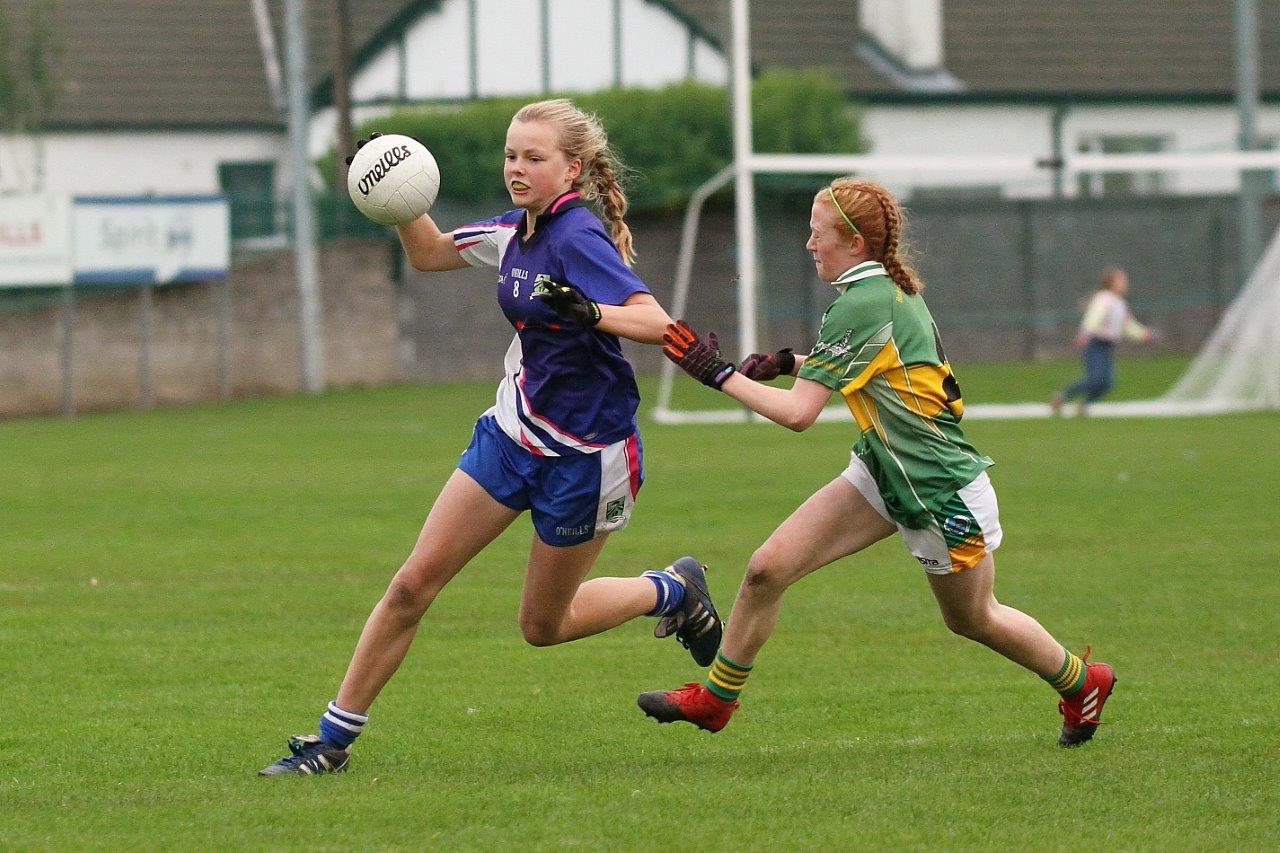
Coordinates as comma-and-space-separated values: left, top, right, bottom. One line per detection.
637, 682, 739, 733
1057, 649, 1116, 747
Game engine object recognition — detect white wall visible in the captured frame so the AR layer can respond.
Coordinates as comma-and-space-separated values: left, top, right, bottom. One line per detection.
693, 36, 728, 85
33, 103, 1280, 207
404, 0, 469, 100
1065, 104, 1280, 195
35, 130, 288, 197
475, 0, 541, 97
351, 43, 401, 103
860, 0, 943, 70
344, 0, 724, 112
862, 103, 1280, 198
862, 104, 1056, 197
621, 0, 689, 87
549, 0, 615, 93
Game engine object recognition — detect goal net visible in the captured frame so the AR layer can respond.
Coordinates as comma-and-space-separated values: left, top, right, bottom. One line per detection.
1161, 224, 1280, 412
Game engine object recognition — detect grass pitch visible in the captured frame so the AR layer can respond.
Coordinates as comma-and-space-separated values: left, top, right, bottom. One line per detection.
2, 356, 1277, 849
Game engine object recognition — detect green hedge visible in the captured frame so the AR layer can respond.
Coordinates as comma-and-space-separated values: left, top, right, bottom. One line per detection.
324, 70, 863, 213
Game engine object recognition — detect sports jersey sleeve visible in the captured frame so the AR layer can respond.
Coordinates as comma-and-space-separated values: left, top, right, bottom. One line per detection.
797, 289, 896, 392
558, 228, 649, 306
1079, 291, 1110, 336
452, 215, 519, 268
1120, 302, 1150, 341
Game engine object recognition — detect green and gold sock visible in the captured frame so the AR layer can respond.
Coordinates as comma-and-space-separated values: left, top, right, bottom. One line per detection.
1044, 648, 1087, 696
705, 651, 753, 701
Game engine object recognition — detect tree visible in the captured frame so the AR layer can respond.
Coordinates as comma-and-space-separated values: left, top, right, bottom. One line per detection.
0, 0, 64, 191
0, 0, 63, 132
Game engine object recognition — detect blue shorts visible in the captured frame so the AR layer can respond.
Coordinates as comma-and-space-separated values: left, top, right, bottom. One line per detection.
458, 415, 644, 547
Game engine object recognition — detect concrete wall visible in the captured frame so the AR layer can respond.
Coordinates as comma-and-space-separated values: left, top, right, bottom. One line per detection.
5, 130, 287, 197
397, 193, 1244, 386
0, 238, 399, 418
1, 191, 1252, 419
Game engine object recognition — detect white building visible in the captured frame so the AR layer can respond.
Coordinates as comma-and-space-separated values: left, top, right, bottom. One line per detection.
9, 0, 1280, 239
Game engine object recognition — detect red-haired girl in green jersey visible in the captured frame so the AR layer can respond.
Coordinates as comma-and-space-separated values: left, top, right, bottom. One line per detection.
643, 178, 1114, 747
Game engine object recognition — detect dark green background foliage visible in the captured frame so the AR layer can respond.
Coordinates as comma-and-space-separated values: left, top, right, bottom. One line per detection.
0, 0, 64, 131
325, 70, 862, 212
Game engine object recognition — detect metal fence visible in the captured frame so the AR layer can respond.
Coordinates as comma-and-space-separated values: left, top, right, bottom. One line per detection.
394, 190, 1274, 383
747, 192, 1273, 364
5, 187, 1273, 417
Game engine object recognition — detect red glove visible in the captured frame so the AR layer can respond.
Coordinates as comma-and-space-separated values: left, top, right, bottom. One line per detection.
662, 321, 736, 390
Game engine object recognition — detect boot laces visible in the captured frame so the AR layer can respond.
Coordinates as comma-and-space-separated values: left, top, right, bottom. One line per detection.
672, 681, 704, 697
282, 735, 332, 767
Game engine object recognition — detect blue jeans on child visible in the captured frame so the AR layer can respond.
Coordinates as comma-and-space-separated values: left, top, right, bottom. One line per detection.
1061, 338, 1115, 403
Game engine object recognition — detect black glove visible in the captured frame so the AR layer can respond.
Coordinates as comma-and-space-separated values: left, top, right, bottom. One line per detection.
662, 321, 735, 390
532, 279, 602, 327
738, 348, 795, 381
344, 131, 383, 166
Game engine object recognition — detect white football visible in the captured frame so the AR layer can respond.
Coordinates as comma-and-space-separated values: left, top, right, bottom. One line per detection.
346, 134, 440, 225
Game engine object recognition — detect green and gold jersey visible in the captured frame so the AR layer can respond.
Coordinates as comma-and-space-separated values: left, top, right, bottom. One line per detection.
797, 261, 993, 529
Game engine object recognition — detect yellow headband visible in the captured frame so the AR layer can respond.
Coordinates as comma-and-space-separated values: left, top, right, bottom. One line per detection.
827, 186, 860, 236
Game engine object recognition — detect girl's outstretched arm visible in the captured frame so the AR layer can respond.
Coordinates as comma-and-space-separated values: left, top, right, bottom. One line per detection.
397, 214, 471, 271
596, 293, 672, 344
719, 373, 832, 432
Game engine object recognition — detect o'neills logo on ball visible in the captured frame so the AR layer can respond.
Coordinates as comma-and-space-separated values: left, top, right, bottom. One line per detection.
358, 145, 413, 197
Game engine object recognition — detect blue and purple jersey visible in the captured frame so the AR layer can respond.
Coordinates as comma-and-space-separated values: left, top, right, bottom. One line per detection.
452, 191, 650, 457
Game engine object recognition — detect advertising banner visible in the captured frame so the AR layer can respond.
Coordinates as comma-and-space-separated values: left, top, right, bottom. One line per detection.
0, 194, 72, 286
72, 195, 230, 286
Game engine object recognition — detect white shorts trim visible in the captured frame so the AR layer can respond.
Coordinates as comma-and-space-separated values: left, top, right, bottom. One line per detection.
594, 433, 643, 536
840, 455, 1002, 574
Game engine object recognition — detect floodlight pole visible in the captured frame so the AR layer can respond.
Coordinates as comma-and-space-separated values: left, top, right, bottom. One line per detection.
730, 0, 759, 361
1235, 0, 1265, 278
284, 0, 326, 393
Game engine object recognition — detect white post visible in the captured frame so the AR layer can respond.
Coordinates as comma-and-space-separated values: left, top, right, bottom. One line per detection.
284, 0, 326, 393
61, 282, 75, 417
217, 278, 232, 399
1235, 0, 1265, 276
653, 165, 735, 422
730, 0, 758, 360
138, 283, 153, 409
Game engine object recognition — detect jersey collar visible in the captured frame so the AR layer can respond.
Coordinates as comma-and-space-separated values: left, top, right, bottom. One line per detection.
832, 260, 887, 293
522, 190, 585, 240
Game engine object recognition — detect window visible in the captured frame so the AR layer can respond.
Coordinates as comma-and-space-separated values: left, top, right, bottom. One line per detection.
1077, 134, 1170, 197
218, 161, 277, 240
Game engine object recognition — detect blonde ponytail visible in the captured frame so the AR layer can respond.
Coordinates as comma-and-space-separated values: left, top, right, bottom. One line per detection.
514, 98, 636, 266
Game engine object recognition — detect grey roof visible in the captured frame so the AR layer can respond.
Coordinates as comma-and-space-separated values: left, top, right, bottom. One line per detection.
668, 0, 896, 93
15, 0, 282, 128
945, 1, 1280, 97
11, 0, 1280, 130
677, 0, 1280, 99
8, 0, 410, 129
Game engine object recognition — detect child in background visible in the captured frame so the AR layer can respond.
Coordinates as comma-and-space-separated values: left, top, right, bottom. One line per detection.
1051, 267, 1157, 416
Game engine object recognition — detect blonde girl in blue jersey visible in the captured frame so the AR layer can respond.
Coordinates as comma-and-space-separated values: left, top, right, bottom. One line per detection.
642, 177, 1115, 747
260, 100, 722, 776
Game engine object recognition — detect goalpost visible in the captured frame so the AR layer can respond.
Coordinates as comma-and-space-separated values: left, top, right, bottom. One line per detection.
653, 0, 1280, 424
